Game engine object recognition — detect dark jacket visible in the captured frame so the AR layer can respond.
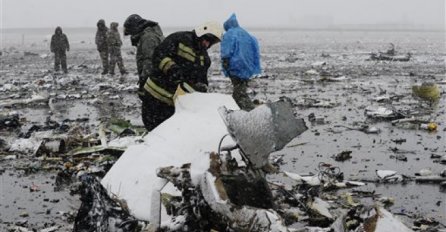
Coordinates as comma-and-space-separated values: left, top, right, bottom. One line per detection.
136, 24, 164, 78
50, 27, 69, 52
107, 23, 122, 48
95, 19, 108, 52
148, 31, 211, 96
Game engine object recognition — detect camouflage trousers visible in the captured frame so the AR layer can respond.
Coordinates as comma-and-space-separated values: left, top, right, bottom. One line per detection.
230, 77, 255, 111
109, 47, 126, 75
54, 51, 67, 73
98, 50, 109, 74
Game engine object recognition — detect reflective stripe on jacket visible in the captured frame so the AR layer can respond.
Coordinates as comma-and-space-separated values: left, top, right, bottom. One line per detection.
149, 31, 210, 94
144, 79, 174, 105
143, 78, 195, 105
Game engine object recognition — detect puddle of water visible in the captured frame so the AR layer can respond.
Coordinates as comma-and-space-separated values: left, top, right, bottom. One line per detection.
363, 183, 445, 220
0, 169, 79, 230
51, 100, 99, 122
20, 108, 50, 124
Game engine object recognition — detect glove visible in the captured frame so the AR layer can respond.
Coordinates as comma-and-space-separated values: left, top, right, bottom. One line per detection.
167, 65, 186, 84
193, 83, 208, 92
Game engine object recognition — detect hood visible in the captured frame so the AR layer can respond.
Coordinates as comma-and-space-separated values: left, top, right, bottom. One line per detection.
124, 14, 158, 36
55, 26, 62, 34
110, 22, 119, 31
97, 19, 106, 28
223, 13, 239, 31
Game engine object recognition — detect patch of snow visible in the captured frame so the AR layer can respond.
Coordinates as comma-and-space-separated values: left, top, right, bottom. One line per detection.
375, 207, 412, 232
284, 171, 303, 181
108, 136, 143, 147
305, 69, 319, 75
376, 170, 397, 179
365, 106, 394, 117
301, 175, 321, 186
9, 138, 41, 154
310, 197, 332, 219
311, 61, 326, 67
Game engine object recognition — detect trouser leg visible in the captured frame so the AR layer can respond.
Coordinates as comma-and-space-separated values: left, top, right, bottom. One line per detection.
141, 94, 175, 131
230, 77, 255, 111
109, 49, 116, 74
116, 50, 126, 74
54, 52, 61, 71
60, 51, 67, 73
99, 50, 109, 73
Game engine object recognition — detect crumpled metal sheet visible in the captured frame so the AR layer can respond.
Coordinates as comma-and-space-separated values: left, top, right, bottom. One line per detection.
219, 99, 307, 168
200, 171, 289, 232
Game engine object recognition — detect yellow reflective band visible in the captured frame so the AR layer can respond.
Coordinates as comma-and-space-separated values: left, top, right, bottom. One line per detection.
159, 57, 171, 70
178, 43, 196, 56
159, 57, 175, 74
178, 43, 196, 62
173, 84, 187, 101
181, 82, 195, 93
200, 56, 204, 66
173, 83, 195, 102
144, 79, 174, 106
146, 79, 173, 98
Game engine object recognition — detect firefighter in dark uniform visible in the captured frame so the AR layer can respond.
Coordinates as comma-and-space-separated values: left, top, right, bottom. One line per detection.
141, 21, 223, 131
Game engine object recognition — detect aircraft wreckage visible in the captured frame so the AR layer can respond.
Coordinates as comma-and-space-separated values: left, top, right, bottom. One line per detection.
73, 92, 416, 232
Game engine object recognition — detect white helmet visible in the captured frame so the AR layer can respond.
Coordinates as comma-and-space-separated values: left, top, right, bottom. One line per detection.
194, 21, 223, 41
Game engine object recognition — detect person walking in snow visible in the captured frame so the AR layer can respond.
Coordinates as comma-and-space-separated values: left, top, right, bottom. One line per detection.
221, 13, 261, 111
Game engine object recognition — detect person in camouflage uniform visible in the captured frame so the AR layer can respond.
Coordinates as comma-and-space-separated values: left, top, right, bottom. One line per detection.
107, 22, 127, 75
50, 26, 70, 73
123, 14, 164, 97
95, 19, 109, 75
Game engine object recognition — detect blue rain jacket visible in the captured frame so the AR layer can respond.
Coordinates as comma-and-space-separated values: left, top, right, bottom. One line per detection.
221, 14, 261, 80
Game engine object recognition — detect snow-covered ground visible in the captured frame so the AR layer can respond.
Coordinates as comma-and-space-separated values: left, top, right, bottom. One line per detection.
0, 28, 445, 230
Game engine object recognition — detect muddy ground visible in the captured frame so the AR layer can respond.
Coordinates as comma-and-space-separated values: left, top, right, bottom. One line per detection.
0, 28, 445, 231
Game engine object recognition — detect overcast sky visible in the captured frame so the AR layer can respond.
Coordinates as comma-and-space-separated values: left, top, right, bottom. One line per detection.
2, 0, 445, 29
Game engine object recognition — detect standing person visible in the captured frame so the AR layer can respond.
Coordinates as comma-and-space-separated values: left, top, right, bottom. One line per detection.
107, 22, 127, 75
50, 26, 70, 73
221, 13, 261, 111
95, 19, 109, 75
123, 14, 164, 97
140, 21, 223, 131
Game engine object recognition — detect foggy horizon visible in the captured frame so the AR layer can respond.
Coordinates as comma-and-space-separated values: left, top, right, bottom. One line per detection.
2, 0, 445, 30
1, 24, 446, 33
